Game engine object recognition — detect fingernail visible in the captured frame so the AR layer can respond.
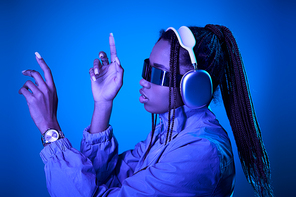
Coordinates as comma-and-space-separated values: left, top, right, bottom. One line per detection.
99, 52, 104, 58
92, 76, 97, 81
94, 68, 99, 75
22, 70, 26, 74
35, 52, 42, 59
110, 33, 113, 37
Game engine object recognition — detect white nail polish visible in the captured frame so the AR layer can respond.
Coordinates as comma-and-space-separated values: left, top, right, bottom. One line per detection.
92, 76, 97, 81
95, 68, 99, 75
35, 52, 42, 59
22, 70, 26, 73
110, 33, 113, 37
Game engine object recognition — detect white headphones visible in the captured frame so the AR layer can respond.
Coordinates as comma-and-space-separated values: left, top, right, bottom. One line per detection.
166, 26, 213, 108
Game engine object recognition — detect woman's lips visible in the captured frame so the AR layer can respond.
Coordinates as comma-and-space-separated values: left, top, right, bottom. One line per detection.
139, 89, 148, 103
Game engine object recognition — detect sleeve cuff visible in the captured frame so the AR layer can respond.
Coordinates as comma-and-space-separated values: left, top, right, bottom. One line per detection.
82, 125, 113, 145
40, 138, 72, 164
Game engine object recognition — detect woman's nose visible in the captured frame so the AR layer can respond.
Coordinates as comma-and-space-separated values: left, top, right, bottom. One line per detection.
140, 78, 151, 89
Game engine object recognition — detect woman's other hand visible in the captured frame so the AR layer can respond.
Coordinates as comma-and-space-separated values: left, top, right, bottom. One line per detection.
19, 52, 60, 135
89, 33, 124, 103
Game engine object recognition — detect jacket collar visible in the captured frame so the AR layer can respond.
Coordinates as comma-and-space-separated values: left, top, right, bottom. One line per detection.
158, 105, 209, 141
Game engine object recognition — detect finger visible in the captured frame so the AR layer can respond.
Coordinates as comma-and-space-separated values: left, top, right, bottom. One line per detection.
99, 51, 109, 66
109, 33, 117, 63
23, 80, 40, 94
19, 87, 33, 102
23, 80, 40, 95
22, 69, 46, 87
35, 52, 55, 89
22, 69, 33, 77
93, 59, 100, 75
89, 68, 96, 81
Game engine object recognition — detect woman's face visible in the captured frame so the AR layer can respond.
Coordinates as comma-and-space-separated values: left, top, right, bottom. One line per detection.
139, 39, 183, 114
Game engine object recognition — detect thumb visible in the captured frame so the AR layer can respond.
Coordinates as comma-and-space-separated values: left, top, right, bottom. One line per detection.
115, 57, 123, 73
115, 57, 124, 81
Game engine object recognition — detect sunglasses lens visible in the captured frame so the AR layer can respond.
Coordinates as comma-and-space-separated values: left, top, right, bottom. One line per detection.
142, 59, 151, 82
142, 58, 182, 87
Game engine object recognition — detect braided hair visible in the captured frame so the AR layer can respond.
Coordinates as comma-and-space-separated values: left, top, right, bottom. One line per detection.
165, 33, 180, 144
156, 25, 273, 197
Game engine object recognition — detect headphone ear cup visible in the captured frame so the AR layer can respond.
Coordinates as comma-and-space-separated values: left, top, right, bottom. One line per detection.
180, 70, 213, 108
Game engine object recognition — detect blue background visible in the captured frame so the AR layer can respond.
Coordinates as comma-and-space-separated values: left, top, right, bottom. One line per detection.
1, 0, 295, 196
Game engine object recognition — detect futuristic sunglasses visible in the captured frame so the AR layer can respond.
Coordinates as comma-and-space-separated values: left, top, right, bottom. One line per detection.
142, 58, 183, 87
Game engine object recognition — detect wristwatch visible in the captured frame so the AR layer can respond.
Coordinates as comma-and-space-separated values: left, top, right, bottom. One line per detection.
41, 128, 64, 146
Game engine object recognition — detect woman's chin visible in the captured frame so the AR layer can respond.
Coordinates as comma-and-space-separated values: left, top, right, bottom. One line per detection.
143, 104, 168, 114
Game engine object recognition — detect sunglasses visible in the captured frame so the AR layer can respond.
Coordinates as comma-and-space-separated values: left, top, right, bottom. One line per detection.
142, 58, 183, 87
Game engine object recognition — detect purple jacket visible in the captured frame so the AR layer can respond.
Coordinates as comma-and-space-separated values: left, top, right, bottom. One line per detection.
40, 106, 235, 196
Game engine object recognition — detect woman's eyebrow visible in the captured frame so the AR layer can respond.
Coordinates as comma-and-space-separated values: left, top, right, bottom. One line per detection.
153, 63, 169, 71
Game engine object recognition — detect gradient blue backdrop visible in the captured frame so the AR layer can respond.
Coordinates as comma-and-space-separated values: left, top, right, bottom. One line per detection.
1, 0, 295, 196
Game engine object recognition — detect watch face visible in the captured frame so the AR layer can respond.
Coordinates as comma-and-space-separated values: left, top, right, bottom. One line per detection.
45, 129, 59, 143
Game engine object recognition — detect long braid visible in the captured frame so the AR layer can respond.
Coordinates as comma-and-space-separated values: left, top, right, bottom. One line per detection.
169, 37, 180, 141
204, 24, 273, 197
165, 33, 180, 143
165, 34, 176, 145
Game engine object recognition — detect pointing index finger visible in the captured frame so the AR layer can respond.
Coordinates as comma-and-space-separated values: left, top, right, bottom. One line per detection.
35, 52, 55, 89
109, 33, 117, 63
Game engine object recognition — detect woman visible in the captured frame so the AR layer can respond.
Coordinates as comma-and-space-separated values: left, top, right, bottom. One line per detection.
19, 25, 273, 197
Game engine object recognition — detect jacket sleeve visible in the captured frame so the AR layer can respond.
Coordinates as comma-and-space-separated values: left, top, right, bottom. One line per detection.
40, 138, 98, 197
80, 125, 147, 186
40, 131, 225, 197
40, 125, 148, 196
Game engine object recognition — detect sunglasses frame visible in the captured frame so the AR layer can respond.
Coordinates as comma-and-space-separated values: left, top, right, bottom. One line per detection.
142, 58, 183, 87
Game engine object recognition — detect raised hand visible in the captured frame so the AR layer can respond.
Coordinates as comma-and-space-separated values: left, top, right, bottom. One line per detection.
88, 33, 124, 133
89, 33, 124, 103
19, 52, 60, 134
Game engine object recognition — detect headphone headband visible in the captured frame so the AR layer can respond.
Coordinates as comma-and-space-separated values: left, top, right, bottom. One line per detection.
166, 26, 197, 69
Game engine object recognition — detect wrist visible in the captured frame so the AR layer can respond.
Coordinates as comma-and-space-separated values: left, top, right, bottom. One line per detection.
93, 100, 113, 114
94, 100, 113, 107
90, 101, 113, 134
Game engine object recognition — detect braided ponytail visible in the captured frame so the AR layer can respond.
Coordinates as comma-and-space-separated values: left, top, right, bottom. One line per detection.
204, 24, 273, 197
159, 25, 273, 196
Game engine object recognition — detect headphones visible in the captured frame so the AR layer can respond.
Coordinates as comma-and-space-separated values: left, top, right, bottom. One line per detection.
166, 26, 213, 109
